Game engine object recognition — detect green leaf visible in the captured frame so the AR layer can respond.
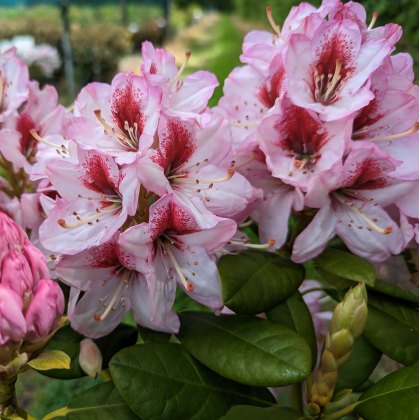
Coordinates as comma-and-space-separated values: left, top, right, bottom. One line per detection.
94, 324, 138, 367
172, 288, 212, 313
41, 325, 85, 379
138, 326, 171, 344
314, 249, 376, 287
27, 349, 71, 371
110, 343, 275, 420
40, 324, 138, 379
355, 362, 419, 420
336, 336, 381, 392
267, 291, 317, 368
220, 405, 301, 420
178, 312, 311, 386
363, 293, 418, 365
64, 382, 138, 419
218, 251, 304, 314
370, 278, 419, 303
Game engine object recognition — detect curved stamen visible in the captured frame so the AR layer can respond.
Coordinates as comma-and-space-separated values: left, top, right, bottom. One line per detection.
239, 218, 254, 228
266, 6, 281, 36
163, 242, 195, 292
169, 51, 191, 89
171, 168, 235, 184
0, 74, 5, 112
30, 130, 68, 155
58, 204, 118, 229
366, 122, 419, 143
368, 12, 379, 30
228, 239, 276, 249
94, 277, 127, 321
335, 194, 393, 235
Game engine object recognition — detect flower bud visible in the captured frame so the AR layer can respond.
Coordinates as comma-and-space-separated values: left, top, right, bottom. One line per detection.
0, 250, 34, 300
79, 338, 103, 379
329, 329, 354, 364
24, 279, 64, 343
0, 211, 26, 262
0, 285, 27, 346
22, 242, 50, 282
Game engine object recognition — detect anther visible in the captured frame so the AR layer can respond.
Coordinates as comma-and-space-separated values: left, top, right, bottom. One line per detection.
266, 6, 281, 36
368, 12, 379, 30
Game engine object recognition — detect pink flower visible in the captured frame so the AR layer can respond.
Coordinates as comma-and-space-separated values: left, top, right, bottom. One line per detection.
39, 147, 139, 254
258, 96, 351, 190
0, 285, 27, 345
0, 81, 66, 173
0, 48, 29, 123
67, 73, 161, 164
285, 15, 402, 120
120, 193, 236, 310
292, 144, 413, 262
138, 115, 260, 221
141, 41, 218, 125
56, 233, 179, 338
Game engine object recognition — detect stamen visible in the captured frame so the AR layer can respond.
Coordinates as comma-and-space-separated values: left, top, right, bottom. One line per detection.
324, 60, 342, 100
366, 122, 419, 142
172, 168, 235, 184
169, 51, 191, 89
266, 6, 281, 36
0, 74, 5, 112
163, 243, 195, 292
239, 218, 254, 228
94, 109, 113, 133
94, 279, 126, 321
30, 130, 68, 154
228, 239, 276, 249
335, 194, 393, 235
58, 204, 118, 229
368, 12, 379, 30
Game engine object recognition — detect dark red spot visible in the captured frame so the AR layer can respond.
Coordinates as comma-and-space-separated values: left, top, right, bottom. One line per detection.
17, 113, 37, 159
111, 78, 145, 144
258, 67, 285, 109
152, 119, 196, 174
81, 154, 117, 195
151, 200, 198, 240
187, 282, 195, 292
89, 242, 122, 269
93, 313, 101, 321
343, 157, 394, 190
150, 62, 158, 74
275, 103, 328, 160
353, 92, 383, 138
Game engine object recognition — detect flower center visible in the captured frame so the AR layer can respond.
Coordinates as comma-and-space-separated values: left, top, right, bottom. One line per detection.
314, 59, 344, 104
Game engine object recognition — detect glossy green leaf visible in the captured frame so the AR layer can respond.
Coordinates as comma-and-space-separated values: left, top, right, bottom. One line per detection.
267, 291, 317, 367
336, 336, 381, 392
27, 349, 71, 371
64, 381, 138, 419
178, 312, 311, 386
370, 279, 419, 303
138, 326, 171, 344
363, 293, 418, 365
110, 343, 275, 420
314, 249, 376, 287
220, 405, 301, 420
219, 251, 304, 314
355, 362, 419, 420
172, 288, 211, 313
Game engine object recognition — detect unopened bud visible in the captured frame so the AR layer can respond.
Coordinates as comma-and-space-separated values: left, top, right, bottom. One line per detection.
0, 211, 26, 262
329, 283, 367, 338
79, 339, 103, 379
329, 329, 354, 364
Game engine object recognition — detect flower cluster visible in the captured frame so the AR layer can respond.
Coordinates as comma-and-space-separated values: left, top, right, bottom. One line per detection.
0, 211, 63, 365
0, 0, 417, 341
216, 0, 418, 263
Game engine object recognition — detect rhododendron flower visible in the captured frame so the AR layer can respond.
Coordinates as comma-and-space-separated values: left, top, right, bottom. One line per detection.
0, 48, 29, 123
39, 147, 139, 254
138, 115, 260, 220
67, 72, 161, 164
292, 144, 413, 262
286, 13, 402, 120
258, 96, 351, 189
120, 193, 236, 310
0, 81, 66, 172
141, 41, 218, 125
56, 233, 178, 338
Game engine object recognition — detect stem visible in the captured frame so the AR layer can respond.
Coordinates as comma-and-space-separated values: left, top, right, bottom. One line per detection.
42, 406, 70, 420
324, 401, 358, 420
290, 383, 304, 414
0, 373, 17, 415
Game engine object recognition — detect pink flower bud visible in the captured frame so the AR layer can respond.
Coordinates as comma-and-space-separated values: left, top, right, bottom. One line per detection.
79, 338, 103, 379
0, 285, 27, 345
0, 211, 26, 262
1, 249, 34, 299
22, 242, 50, 282
24, 279, 64, 343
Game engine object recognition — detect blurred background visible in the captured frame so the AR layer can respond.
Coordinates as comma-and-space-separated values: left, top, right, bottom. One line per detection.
0, 0, 417, 416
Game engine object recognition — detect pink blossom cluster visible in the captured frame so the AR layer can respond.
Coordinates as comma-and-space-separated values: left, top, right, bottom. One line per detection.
216, 0, 418, 263
0, 0, 418, 340
0, 211, 63, 357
